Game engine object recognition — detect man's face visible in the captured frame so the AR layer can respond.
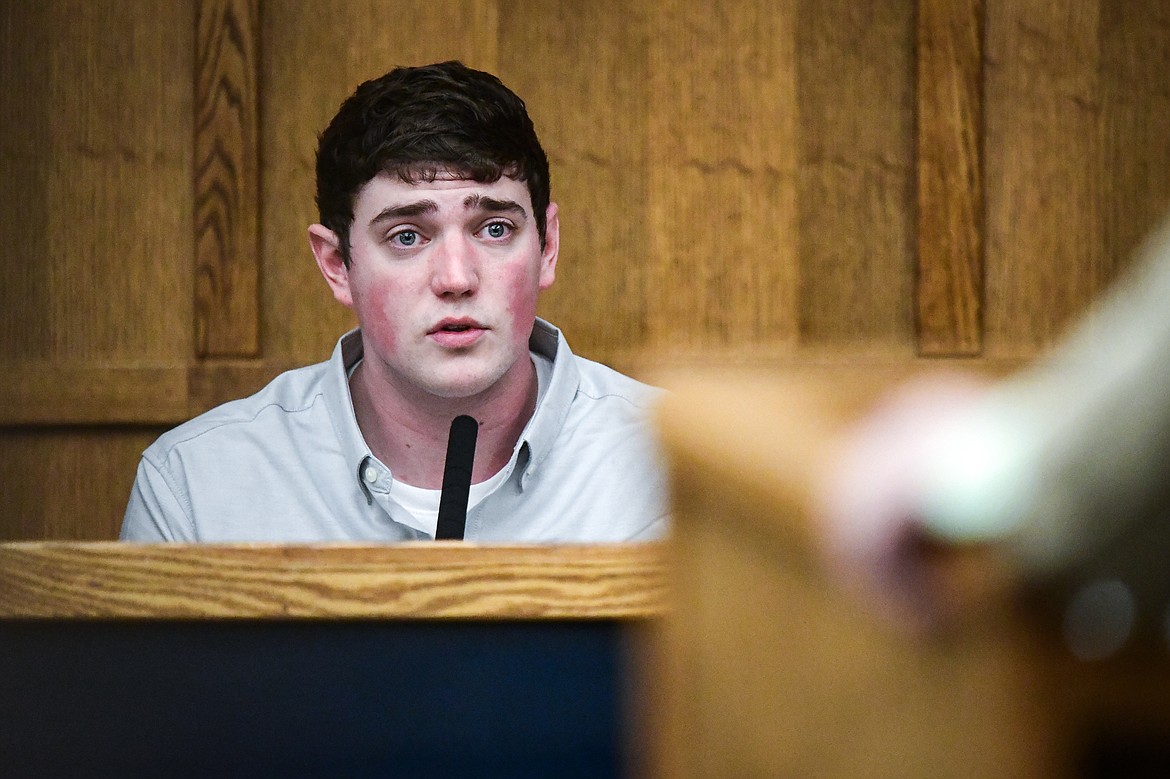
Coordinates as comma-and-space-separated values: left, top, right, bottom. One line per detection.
311, 171, 559, 404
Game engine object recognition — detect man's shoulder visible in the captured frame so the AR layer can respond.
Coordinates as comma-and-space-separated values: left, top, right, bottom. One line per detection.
569, 354, 662, 410
535, 320, 660, 414
144, 359, 333, 463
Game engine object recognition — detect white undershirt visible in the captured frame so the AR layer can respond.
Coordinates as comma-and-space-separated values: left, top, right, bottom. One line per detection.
382, 352, 554, 538
391, 466, 510, 538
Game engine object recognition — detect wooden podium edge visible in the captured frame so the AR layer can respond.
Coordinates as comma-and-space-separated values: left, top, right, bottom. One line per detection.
0, 542, 668, 620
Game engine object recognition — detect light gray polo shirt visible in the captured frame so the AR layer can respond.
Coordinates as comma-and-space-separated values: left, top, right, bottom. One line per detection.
120, 319, 669, 543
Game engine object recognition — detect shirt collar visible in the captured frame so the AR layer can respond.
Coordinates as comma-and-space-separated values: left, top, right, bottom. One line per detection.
321, 329, 384, 504
515, 318, 580, 490
323, 319, 581, 498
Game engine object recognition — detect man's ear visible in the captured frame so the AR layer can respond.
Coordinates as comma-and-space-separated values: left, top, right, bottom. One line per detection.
308, 224, 354, 308
538, 202, 560, 290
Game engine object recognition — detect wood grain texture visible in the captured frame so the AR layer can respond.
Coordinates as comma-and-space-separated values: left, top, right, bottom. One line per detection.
0, 429, 162, 541
0, 365, 188, 425
983, 3, 1102, 358
1099, 1, 1170, 285
4, 2, 193, 363
0, 361, 319, 425
0, 3, 53, 361
186, 357, 299, 415
796, 0, 917, 352
194, 0, 260, 357
916, 0, 984, 356
0, 542, 667, 619
644, 2, 800, 359
0, 3, 194, 541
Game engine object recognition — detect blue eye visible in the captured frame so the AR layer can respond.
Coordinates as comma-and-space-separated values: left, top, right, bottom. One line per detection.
394, 230, 418, 246
485, 222, 508, 239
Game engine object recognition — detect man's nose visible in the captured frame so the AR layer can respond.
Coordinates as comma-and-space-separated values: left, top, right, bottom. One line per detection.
429, 234, 479, 296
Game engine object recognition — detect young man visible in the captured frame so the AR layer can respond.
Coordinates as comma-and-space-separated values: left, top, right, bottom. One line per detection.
121, 62, 667, 542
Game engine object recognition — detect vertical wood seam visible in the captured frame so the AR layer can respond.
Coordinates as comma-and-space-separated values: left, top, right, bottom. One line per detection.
915, 0, 985, 356
193, 0, 260, 358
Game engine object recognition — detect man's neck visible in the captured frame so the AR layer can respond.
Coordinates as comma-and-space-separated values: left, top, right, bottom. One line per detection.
349, 358, 538, 490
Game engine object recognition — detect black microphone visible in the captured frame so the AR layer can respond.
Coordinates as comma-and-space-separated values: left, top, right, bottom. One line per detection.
435, 415, 478, 540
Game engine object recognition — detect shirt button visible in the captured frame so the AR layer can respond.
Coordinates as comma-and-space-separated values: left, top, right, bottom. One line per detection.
364, 467, 379, 484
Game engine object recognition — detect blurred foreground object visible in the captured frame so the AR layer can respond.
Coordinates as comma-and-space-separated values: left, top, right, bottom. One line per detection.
823, 221, 1170, 652
649, 221, 1170, 775
653, 356, 1170, 777
922, 222, 1170, 571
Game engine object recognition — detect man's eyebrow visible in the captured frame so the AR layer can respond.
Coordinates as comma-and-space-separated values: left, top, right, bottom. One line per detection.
369, 200, 439, 225
464, 194, 528, 219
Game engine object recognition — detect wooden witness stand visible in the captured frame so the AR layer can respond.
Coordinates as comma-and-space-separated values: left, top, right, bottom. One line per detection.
0, 543, 664, 620
0, 543, 667, 776
4, 373, 1170, 776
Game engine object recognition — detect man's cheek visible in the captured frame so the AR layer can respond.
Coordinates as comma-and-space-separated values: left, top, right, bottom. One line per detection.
505, 272, 540, 323
367, 310, 398, 351
361, 279, 406, 351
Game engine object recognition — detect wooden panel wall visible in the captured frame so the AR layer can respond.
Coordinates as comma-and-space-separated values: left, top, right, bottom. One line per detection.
0, 1, 194, 539
2, 1, 1169, 539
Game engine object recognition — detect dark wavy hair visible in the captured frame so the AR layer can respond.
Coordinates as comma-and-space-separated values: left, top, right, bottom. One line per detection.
315, 61, 551, 265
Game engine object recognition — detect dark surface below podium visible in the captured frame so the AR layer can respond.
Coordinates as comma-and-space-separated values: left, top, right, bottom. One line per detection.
0, 619, 627, 778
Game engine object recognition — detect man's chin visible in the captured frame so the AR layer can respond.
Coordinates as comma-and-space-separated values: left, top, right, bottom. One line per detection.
418, 370, 507, 401
394, 351, 526, 404
425, 382, 494, 400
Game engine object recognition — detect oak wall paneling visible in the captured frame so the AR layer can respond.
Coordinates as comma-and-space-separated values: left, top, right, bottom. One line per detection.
644, 2, 801, 357
0, 3, 53, 363
1, 2, 196, 540
916, 0, 984, 356
1099, 0, 1170, 283
0, 427, 165, 541
795, 0, 917, 354
983, 2, 1104, 357
3, 2, 195, 364
194, 0, 261, 358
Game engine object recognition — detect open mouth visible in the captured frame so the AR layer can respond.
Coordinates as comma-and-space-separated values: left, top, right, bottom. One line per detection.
429, 320, 486, 345
432, 319, 483, 334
